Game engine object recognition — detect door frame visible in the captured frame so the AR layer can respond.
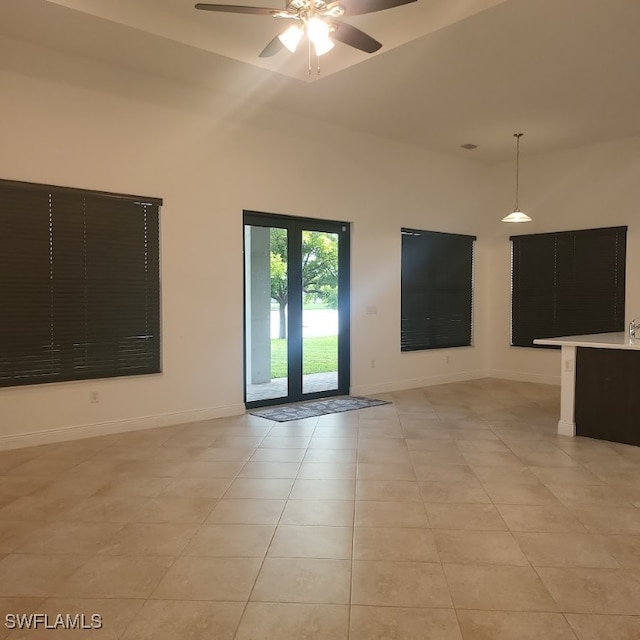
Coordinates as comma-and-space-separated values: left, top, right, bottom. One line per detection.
243, 210, 350, 408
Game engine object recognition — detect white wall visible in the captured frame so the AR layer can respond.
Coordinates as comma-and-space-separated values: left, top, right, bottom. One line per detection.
486, 136, 640, 383
0, 36, 491, 447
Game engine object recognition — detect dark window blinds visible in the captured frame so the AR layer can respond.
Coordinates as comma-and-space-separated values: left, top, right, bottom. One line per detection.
401, 228, 476, 351
0, 179, 161, 387
511, 226, 626, 348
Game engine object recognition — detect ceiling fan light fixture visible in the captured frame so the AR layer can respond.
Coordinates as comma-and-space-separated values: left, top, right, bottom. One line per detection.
278, 24, 304, 52
502, 132, 532, 223
313, 33, 335, 56
307, 17, 334, 55
306, 16, 329, 41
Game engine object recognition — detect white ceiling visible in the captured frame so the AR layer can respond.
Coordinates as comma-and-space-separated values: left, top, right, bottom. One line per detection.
2, 0, 640, 162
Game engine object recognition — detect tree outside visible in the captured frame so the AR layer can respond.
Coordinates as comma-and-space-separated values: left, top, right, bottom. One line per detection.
270, 229, 338, 339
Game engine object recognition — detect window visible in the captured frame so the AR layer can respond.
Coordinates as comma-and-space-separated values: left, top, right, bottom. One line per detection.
0, 179, 161, 388
511, 226, 626, 348
401, 228, 475, 351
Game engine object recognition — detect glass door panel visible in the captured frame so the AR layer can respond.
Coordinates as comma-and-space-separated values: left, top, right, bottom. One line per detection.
244, 225, 288, 403
302, 231, 339, 395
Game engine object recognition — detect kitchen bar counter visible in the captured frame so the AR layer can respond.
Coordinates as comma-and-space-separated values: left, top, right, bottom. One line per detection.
534, 332, 640, 443
534, 332, 640, 351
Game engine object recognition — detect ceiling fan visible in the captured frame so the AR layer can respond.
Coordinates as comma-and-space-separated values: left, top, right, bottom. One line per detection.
195, 0, 417, 59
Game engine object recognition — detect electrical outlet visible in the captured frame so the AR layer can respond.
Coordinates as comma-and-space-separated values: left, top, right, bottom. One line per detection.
90, 391, 99, 403
370, 359, 376, 369
563, 359, 573, 372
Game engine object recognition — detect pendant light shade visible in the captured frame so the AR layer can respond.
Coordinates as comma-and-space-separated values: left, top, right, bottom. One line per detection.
501, 210, 532, 223
502, 133, 532, 223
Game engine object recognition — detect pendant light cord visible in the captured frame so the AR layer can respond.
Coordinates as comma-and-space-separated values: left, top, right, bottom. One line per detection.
514, 133, 523, 210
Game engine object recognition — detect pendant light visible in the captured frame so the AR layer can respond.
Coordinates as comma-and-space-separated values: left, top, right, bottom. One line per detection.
501, 133, 532, 223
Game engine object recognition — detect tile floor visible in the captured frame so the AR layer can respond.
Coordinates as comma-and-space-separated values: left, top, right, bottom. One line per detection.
1, 378, 640, 639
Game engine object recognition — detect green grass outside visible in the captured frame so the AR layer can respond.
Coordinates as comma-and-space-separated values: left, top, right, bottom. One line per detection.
271, 302, 333, 311
271, 335, 338, 378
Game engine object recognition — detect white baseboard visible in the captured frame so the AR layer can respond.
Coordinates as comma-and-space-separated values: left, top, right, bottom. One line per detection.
351, 370, 485, 397
0, 403, 246, 451
557, 419, 576, 437
1, 370, 561, 451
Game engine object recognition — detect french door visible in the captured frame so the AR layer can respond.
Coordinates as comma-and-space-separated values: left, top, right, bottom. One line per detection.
243, 211, 350, 408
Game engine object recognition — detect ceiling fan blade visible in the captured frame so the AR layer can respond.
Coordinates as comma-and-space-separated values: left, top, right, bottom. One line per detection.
330, 21, 382, 53
195, 3, 280, 16
259, 34, 285, 57
332, 0, 416, 16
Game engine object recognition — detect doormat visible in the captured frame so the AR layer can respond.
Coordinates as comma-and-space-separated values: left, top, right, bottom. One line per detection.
249, 396, 391, 422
